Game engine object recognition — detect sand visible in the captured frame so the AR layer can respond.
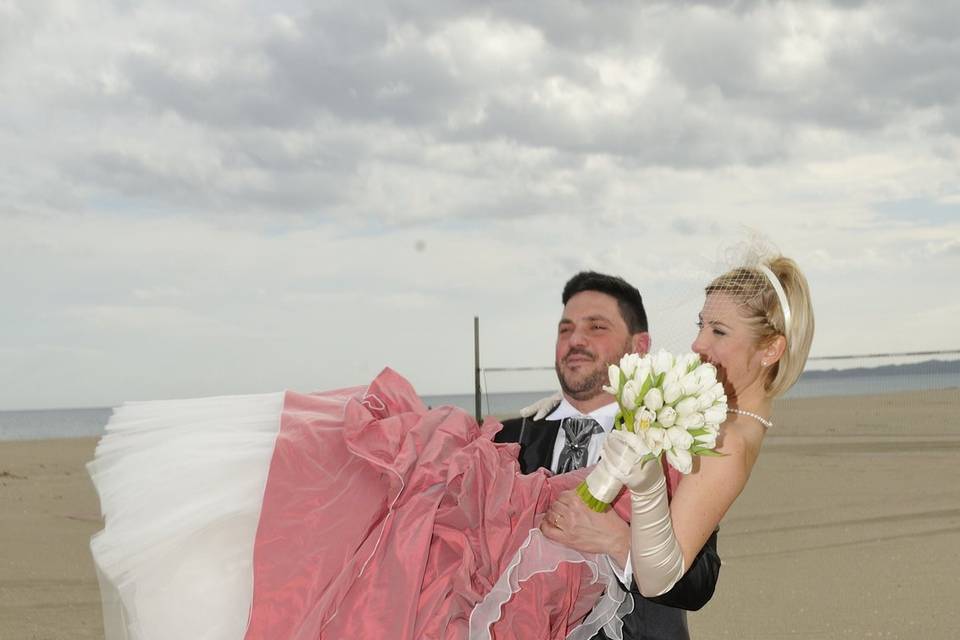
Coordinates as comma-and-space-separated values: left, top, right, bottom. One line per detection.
1, 388, 957, 639
1, 437, 102, 640
689, 388, 960, 639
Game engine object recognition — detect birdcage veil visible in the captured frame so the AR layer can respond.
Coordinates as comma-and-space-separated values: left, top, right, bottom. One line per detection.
640, 231, 811, 397
638, 234, 792, 355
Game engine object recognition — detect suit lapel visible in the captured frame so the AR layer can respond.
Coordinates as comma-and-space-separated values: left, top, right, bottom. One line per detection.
519, 417, 562, 474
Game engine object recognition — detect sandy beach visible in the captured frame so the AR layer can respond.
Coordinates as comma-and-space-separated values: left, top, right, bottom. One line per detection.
1, 388, 957, 639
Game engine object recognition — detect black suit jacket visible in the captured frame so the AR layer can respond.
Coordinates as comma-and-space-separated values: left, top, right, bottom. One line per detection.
494, 412, 721, 639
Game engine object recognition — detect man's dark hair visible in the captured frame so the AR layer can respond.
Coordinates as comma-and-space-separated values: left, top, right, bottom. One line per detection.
562, 271, 648, 334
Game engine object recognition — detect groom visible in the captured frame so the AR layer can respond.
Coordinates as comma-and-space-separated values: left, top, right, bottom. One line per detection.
494, 271, 720, 640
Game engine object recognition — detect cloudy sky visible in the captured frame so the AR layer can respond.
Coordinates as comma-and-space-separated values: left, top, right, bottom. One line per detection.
3, 0, 959, 410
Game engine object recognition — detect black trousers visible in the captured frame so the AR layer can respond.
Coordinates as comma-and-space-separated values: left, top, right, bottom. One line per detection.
593, 595, 690, 640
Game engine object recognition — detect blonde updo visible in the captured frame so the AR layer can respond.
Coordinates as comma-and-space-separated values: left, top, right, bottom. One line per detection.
706, 256, 815, 397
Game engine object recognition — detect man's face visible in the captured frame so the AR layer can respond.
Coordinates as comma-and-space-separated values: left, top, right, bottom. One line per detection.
555, 290, 643, 402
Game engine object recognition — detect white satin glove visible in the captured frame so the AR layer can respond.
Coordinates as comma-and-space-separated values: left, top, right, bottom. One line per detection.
600, 430, 685, 597
519, 391, 562, 420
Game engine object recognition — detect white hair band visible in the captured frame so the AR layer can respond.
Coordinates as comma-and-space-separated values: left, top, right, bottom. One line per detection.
757, 264, 792, 335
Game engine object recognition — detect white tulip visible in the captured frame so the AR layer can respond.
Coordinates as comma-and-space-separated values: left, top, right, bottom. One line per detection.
663, 382, 682, 405
679, 412, 705, 429
663, 366, 682, 388
605, 364, 622, 395
676, 396, 699, 417
619, 353, 641, 378
621, 379, 642, 410
652, 349, 674, 375
703, 405, 727, 425
696, 373, 716, 396
697, 390, 717, 410
680, 352, 701, 373
657, 406, 678, 428
710, 382, 726, 399
666, 447, 693, 474
643, 387, 664, 412
695, 430, 718, 449
694, 362, 716, 383
642, 426, 667, 456
667, 426, 695, 450
634, 407, 657, 431
680, 372, 700, 396
633, 364, 652, 386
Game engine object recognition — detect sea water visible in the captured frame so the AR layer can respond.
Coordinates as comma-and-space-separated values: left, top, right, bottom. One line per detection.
3, 363, 958, 441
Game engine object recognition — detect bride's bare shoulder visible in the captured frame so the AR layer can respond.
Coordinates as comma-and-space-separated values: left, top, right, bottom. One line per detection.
715, 417, 766, 463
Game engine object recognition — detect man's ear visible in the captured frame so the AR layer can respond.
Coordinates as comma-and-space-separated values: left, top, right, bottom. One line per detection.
632, 332, 651, 355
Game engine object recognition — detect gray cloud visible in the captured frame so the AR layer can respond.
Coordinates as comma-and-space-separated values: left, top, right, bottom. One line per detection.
7, 0, 951, 224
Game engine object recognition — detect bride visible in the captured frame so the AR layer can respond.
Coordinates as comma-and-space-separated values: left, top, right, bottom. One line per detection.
88, 254, 813, 639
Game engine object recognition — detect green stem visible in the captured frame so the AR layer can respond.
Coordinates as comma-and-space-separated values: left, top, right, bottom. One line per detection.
576, 481, 612, 513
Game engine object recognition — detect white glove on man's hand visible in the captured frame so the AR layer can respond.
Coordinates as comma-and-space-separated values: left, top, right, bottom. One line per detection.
519, 391, 562, 420
600, 429, 685, 597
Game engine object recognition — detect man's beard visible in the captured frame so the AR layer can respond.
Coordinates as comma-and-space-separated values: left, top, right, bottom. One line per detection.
555, 339, 633, 401
556, 363, 608, 401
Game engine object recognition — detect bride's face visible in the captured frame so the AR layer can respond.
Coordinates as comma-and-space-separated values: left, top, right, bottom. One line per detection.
691, 293, 767, 398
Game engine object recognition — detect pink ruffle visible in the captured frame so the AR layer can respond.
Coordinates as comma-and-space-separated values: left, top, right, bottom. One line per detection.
245, 368, 675, 639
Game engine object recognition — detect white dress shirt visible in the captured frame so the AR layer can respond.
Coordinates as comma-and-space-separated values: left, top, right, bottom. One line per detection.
546, 397, 635, 585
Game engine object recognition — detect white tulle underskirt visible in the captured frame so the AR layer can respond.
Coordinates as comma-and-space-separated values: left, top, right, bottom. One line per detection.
89, 393, 284, 640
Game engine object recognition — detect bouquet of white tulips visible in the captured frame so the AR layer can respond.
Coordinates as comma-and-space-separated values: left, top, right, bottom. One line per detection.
576, 349, 728, 512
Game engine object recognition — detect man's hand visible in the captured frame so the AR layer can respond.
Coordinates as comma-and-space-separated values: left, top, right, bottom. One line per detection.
540, 489, 630, 568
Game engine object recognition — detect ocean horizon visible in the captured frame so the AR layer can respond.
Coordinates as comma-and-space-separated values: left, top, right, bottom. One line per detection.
3, 359, 958, 441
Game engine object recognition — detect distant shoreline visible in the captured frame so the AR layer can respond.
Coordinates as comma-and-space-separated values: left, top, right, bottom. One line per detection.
3, 386, 956, 443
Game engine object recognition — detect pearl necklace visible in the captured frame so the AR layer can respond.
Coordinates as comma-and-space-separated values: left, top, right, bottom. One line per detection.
727, 408, 773, 428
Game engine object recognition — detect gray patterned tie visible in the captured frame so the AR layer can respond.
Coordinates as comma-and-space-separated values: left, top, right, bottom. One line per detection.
556, 416, 605, 473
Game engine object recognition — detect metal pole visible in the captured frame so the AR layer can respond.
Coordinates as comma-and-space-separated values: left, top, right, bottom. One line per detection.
474, 316, 481, 423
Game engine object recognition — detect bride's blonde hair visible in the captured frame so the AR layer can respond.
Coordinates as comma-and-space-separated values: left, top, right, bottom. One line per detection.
706, 256, 814, 397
